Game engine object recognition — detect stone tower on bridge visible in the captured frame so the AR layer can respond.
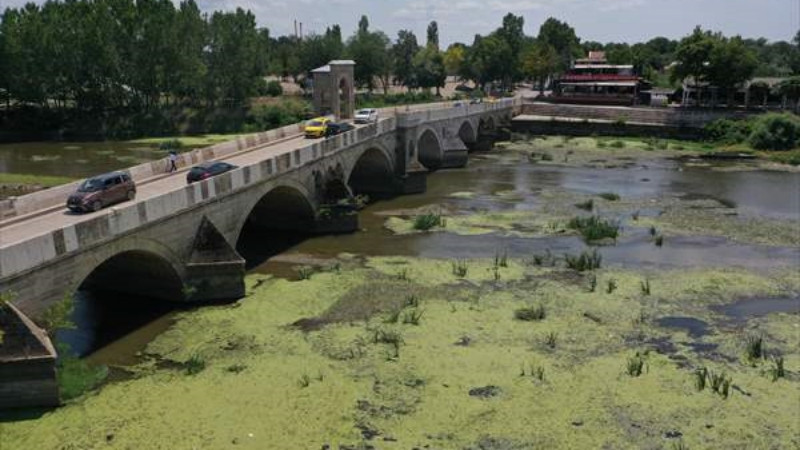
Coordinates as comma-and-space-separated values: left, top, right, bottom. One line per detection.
311, 60, 355, 120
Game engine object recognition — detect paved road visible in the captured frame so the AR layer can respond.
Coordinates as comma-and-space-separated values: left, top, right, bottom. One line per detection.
0, 132, 334, 247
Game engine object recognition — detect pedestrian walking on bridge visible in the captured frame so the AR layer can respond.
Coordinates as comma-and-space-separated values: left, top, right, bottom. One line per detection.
167, 150, 178, 173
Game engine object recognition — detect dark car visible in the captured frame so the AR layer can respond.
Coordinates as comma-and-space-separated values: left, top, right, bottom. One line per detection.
186, 161, 238, 184
67, 171, 136, 213
324, 122, 355, 137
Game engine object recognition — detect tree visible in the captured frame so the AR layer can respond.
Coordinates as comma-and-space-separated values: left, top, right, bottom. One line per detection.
537, 17, 581, 73
672, 26, 716, 85
393, 30, 420, 88
464, 34, 513, 91
426, 21, 439, 50
346, 16, 391, 92
495, 13, 526, 87
707, 36, 757, 106
443, 43, 466, 77
777, 76, 800, 112
521, 42, 558, 94
413, 45, 446, 95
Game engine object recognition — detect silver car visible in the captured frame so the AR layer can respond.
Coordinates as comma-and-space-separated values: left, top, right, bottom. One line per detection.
354, 108, 378, 124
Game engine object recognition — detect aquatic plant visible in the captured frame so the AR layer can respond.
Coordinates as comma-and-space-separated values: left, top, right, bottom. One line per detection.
413, 213, 444, 231
185, 354, 206, 375
610, 140, 626, 148
225, 364, 247, 374
654, 235, 664, 247
694, 367, 708, 391
768, 356, 785, 381
744, 334, 764, 361
530, 249, 555, 266
564, 249, 602, 272
492, 265, 501, 281
567, 216, 620, 242
640, 279, 651, 296
298, 374, 311, 388
451, 259, 469, 278
606, 279, 618, 294
384, 309, 401, 324
541, 153, 554, 161
532, 365, 545, 381
296, 266, 315, 280
597, 192, 620, 201
631, 210, 640, 221
708, 371, 732, 399
405, 294, 420, 308
514, 305, 546, 322
402, 309, 424, 326
396, 269, 409, 281
649, 226, 658, 237
589, 274, 598, 292
56, 342, 109, 400
544, 332, 557, 349
626, 353, 646, 377
494, 250, 508, 268
574, 199, 594, 211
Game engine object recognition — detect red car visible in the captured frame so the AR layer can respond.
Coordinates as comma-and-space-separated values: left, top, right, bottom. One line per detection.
67, 171, 136, 213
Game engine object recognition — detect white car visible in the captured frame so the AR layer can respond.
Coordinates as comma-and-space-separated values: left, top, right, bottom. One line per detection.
354, 108, 378, 124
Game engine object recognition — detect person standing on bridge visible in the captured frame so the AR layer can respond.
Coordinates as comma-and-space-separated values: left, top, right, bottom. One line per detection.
167, 150, 178, 173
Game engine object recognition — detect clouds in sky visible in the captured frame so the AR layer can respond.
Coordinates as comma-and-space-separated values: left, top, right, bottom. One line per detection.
2, 0, 797, 45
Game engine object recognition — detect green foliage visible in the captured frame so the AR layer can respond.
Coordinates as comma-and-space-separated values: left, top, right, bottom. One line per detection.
640, 279, 651, 296
401, 309, 424, 326
564, 249, 602, 272
264, 80, 283, 97
413, 213, 445, 231
295, 266, 315, 280
544, 332, 557, 349
574, 199, 594, 211
654, 235, 664, 247
514, 305, 546, 322
567, 216, 620, 242
606, 279, 618, 294
40, 293, 76, 336
694, 367, 708, 391
451, 260, 469, 278
56, 344, 108, 401
707, 371, 732, 399
626, 352, 646, 377
185, 354, 206, 375
704, 118, 753, 144
767, 356, 785, 381
347, 16, 392, 92
158, 139, 183, 151
744, 334, 764, 361
609, 140, 626, 148
597, 192, 620, 201
246, 99, 309, 131
494, 250, 508, 268
356, 91, 437, 109
748, 113, 800, 151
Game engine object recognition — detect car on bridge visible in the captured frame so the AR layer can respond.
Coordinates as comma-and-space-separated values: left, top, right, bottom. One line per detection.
304, 117, 332, 139
67, 171, 136, 213
324, 122, 355, 137
186, 161, 238, 184
354, 108, 378, 124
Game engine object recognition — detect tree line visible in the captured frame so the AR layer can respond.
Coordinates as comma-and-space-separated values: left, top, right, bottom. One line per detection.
1, 1, 799, 136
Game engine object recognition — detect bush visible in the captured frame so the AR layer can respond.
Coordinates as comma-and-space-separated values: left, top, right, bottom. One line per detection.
246, 100, 308, 131
748, 113, 800, 151
514, 305, 546, 321
704, 118, 752, 144
265, 80, 283, 97
413, 213, 444, 231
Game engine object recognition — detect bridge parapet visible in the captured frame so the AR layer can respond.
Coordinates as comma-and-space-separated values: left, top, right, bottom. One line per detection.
0, 118, 397, 281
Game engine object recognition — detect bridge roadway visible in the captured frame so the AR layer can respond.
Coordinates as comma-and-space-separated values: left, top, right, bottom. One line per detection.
0, 129, 354, 247
0, 101, 461, 247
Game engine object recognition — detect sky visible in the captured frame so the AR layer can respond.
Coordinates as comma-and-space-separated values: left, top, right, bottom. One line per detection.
3, 0, 798, 46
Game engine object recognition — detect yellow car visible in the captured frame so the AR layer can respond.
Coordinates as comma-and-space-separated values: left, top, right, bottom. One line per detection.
304, 117, 331, 138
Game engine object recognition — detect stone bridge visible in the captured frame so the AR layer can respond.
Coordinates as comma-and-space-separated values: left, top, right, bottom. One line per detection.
0, 100, 516, 319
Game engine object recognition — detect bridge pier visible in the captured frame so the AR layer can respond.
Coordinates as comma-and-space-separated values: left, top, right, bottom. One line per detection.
183, 217, 246, 303
441, 136, 469, 169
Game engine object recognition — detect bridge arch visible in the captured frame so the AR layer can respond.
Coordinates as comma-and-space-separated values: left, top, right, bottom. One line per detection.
418, 127, 443, 170
76, 243, 185, 302
479, 116, 496, 135
458, 120, 477, 146
235, 183, 317, 266
347, 146, 395, 196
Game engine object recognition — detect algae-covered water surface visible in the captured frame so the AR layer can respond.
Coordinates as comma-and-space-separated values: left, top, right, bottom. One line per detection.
2, 137, 799, 449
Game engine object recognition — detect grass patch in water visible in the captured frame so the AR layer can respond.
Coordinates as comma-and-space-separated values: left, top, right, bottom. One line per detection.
564, 249, 602, 271
567, 215, 620, 243
0, 173, 76, 188
597, 192, 620, 201
413, 213, 445, 231
56, 348, 109, 401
